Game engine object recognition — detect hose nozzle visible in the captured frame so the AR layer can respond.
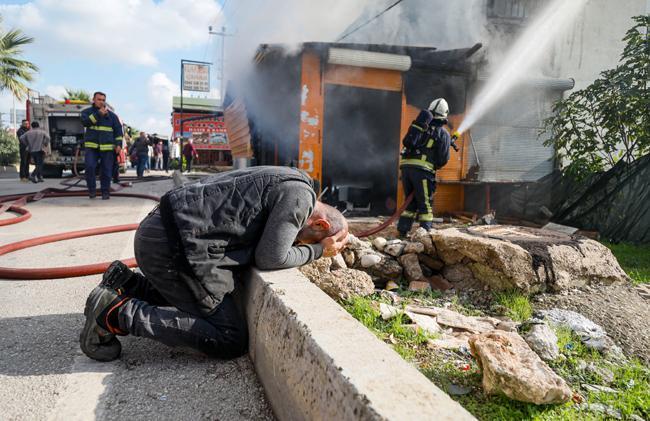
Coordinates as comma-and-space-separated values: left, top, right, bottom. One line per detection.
452, 131, 461, 140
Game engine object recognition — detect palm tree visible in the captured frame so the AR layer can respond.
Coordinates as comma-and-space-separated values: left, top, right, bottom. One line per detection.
64, 88, 91, 102
0, 17, 38, 100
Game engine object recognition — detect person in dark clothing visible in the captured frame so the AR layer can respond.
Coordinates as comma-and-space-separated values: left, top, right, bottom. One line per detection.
16, 120, 30, 182
132, 132, 150, 179
397, 98, 452, 237
161, 138, 170, 173
19, 121, 50, 183
182, 138, 198, 173
80, 166, 349, 361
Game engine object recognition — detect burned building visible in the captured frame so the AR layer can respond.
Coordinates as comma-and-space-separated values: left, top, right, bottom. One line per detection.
225, 42, 483, 216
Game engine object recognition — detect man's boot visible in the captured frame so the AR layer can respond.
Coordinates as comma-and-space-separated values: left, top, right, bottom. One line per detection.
101, 260, 134, 293
79, 286, 130, 362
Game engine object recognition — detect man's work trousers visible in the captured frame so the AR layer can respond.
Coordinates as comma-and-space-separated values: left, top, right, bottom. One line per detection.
84, 148, 114, 196
30, 151, 44, 180
397, 166, 436, 235
118, 209, 248, 359
19, 144, 30, 179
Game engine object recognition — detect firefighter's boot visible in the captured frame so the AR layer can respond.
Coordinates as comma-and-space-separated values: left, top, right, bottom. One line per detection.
79, 286, 130, 362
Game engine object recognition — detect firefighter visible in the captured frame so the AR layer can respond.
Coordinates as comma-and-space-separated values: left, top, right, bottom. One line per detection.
80, 91, 124, 200
397, 98, 452, 237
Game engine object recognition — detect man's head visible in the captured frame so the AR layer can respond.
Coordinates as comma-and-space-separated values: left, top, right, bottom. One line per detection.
31, 121, 39, 129
21, 119, 29, 129
296, 201, 348, 244
139, 131, 146, 139
92, 91, 107, 108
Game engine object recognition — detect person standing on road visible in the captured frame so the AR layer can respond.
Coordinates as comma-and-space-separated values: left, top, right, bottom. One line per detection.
170, 138, 180, 168
16, 119, 30, 182
153, 140, 163, 170
80, 92, 124, 200
79, 166, 349, 362
182, 138, 198, 173
161, 137, 170, 173
19, 121, 50, 183
132, 132, 149, 179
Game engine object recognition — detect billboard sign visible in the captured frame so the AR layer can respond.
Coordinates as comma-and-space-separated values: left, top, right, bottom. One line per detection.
182, 63, 210, 92
172, 112, 229, 150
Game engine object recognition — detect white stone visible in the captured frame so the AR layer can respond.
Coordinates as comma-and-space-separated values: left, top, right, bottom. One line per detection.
524, 323, 560, 361
385, 243, 406, 257
379, 303, 401, 320
360, 254, 382, 268
372, 237, 388, 251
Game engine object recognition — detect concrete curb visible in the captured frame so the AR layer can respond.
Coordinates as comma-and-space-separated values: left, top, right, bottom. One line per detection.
243, 267, 476, 421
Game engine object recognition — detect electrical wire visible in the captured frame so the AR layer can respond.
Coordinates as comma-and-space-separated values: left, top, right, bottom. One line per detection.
336, 0, 406, 42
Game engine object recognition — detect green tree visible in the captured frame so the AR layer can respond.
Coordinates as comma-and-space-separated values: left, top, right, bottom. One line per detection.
0, 128, 19, 165
64, 88, 91, 102
0, 16, 38, 100
544, 15, 650, 180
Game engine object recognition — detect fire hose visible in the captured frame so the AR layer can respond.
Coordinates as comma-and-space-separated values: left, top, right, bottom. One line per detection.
356, 193, 413, 238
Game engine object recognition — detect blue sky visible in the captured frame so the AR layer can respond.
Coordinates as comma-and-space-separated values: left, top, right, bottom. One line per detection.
0, 0, 226, 135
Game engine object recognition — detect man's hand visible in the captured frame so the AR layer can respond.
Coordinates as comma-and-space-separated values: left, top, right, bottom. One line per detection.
320, 228, 349, 257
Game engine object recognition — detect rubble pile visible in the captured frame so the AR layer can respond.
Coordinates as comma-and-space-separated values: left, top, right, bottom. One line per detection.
302, 225, 629, 301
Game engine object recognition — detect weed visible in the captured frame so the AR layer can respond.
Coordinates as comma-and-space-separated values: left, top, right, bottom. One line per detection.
494, 290, 533, 322
604, 242, 650, 284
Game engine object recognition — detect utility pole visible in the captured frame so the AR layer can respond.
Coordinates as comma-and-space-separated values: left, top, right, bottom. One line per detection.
208, 26, 233, 104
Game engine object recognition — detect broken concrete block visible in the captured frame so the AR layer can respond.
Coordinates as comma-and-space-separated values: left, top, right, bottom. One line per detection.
360, 254, 382, 268
408, 280, 431, 292
469, 330, 572, 405
430, 226, 629, 293
372, 237, 388, 252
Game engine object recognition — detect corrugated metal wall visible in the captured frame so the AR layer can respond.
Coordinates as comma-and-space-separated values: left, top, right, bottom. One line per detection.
469, 86, 560, 182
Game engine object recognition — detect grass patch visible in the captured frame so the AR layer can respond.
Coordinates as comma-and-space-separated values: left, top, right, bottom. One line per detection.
604, 242, 650, 284
494, 290, 533, 322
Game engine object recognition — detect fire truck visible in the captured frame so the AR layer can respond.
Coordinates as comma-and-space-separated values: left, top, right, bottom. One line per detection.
26, 94, 121, 178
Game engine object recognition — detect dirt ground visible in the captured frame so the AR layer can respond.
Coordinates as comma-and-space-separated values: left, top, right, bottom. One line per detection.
534, 282, 650, 364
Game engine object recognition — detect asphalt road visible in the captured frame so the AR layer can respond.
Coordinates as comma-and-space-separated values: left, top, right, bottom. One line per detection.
0, 171, 274, 420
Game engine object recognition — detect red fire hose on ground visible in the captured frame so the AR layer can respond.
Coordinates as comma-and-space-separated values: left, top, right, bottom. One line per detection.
0, 182, 160, 280
356, 193, 413, 238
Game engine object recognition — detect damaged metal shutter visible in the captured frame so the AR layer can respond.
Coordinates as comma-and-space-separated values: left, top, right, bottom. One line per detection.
327, 48, 412, 71
468, 78, 574, 182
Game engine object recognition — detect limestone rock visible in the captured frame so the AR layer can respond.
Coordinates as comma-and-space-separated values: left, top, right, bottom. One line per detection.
372, 237, 388, 252
385, 280, 400, 291
384, 242, 406, 257
443, 264, 474, 283
300, 257, 333, 279
331, 253, 347, 270
418, 254, 445, 271
406, 312, 442, 335
346, 234, 372, 251
400, 253, 424, 282
312, 269, 374, 301
538, 308, 620, 353
469, 331, 572, 405
403, 242, 425, 254
430, 226, 629, 293
524, 323, 560, 361
360, 254, 382, 268
413, 228, 436, 255
379, 303, 400, 320
427, 333, 471, 351
429, 274, 453, 291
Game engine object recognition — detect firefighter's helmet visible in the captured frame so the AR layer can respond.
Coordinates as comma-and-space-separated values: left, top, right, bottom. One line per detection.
428, 98, 449, 120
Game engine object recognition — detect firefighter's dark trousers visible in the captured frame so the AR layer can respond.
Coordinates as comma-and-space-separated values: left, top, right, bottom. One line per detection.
397, 166, 436, 235
84, 149, 114, 196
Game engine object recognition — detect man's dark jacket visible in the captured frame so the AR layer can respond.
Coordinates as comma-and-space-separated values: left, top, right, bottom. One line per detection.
159, 166, 323, 314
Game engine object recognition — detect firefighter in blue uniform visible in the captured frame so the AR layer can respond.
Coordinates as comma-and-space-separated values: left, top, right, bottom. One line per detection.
397, 98, 452, 237
80, 91, 124, 200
